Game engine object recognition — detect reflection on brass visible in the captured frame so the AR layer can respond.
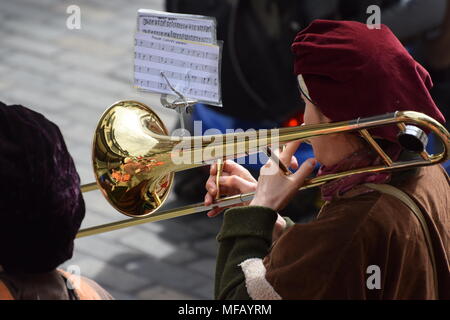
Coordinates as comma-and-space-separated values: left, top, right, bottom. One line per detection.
78, 101, 450, 238
90, 100, 175, 217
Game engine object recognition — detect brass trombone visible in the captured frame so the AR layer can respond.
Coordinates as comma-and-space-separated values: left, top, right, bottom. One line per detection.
76, 100, 449, 238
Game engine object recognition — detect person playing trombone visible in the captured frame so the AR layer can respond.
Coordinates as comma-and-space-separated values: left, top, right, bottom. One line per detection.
204, 20, 449, 299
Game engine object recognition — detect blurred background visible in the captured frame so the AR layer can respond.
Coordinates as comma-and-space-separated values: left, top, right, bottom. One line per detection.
0, 0, 449, 299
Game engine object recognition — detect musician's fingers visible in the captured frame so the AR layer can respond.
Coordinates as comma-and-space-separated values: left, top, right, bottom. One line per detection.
211, 160, 235, 175
290, 155, 299, 170
211, 160, 255, 183
205, 176, 217, 197
225, 160, 256, 180
210, 162, 217, 175
292, 158, 317, 185
279, 140, 302, 166
204, 192, 214, 207
205, 182, 231, 208
207, 207, 224, 217
218, 175, 256, 194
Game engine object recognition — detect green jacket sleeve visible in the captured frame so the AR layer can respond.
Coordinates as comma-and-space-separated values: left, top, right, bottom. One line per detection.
215, 206, 278, 300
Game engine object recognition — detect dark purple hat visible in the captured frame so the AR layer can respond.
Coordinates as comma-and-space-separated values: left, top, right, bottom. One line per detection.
0, 102, 85, 273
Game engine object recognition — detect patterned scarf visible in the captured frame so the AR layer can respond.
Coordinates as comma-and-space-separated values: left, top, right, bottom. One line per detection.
317, 143, 402, 201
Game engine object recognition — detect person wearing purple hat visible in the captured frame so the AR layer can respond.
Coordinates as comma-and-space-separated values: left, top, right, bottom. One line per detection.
205, 20, 449, 299
0, 102, 112, 300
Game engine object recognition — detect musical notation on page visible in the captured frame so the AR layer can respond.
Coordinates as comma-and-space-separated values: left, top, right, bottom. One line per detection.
137, 9, 217, 44
135, 38, 219, 61
134, 32, 222, 105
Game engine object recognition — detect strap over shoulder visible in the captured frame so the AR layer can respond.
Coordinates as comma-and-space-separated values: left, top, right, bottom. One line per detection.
364, 183, 439, 299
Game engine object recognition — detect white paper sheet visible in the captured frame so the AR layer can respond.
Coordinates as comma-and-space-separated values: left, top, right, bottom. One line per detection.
134, 32, 222, 105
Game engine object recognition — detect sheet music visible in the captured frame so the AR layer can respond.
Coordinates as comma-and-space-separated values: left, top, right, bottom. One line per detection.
134, 33, 221, 105
138, 9, 217, 44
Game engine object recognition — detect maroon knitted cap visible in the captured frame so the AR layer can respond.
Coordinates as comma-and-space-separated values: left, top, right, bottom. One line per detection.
292, 20, 446, 142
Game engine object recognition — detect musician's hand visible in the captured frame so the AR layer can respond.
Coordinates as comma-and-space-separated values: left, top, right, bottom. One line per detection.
250, 141, 317, 212
204, 149, 300, 217
204, 160, 257, 217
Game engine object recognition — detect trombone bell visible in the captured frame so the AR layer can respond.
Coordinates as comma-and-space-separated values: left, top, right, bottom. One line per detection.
92, 101, 174, 217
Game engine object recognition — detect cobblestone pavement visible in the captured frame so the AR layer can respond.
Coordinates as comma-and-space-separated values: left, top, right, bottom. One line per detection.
0, 0, 222, 299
